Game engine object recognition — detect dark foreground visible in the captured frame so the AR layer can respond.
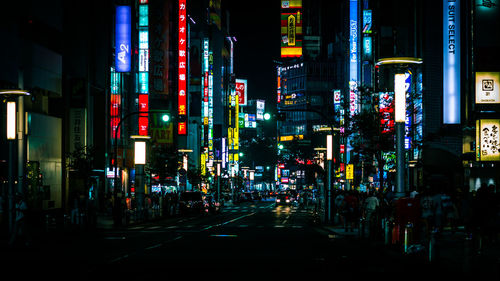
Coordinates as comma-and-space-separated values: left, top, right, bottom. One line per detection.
1, 200, 498, 279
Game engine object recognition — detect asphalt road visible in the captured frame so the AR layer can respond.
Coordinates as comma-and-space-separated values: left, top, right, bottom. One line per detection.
1, 200, 468, 279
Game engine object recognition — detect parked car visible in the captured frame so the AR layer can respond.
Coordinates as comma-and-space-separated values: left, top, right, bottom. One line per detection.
179, 191, 204, 215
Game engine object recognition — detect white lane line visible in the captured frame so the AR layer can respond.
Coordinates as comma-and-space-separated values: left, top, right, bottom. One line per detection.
202, 212, 256, 231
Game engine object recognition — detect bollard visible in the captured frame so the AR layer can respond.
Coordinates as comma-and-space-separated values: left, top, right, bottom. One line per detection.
384, 219, 390, 245
429, 228, 439, 263
464, 232, 473, 272
45, 214, 50, 232
404, 222, 413, 254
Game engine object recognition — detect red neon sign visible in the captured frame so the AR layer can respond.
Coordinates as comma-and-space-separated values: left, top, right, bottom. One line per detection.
110, 94, 121, 139
178, 0, 187, 135
138, 94, 149, 136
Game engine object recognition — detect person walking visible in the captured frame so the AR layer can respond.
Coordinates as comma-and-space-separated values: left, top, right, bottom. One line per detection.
363, 191, 379, 238
343, 191, 360, 232
420, 188, 435, 242
9, 194, 30, 247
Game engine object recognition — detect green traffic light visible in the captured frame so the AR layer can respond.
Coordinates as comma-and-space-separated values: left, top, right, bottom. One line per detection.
162, 114, 170, 122
264, 113, 271, 120
239, 152, 244, 157
278, 144, 284, 150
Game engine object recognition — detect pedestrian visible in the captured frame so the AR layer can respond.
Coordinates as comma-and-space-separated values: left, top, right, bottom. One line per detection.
9, 193, 30, 247
420, 188, 435, 240
343, 191, 360, 232
432, 188, 444, 232
363, 191, 379, 237
334, 191, 345, 226
0, 194, 4, 230
441, 191, 458, 232
70, 191, 81, 225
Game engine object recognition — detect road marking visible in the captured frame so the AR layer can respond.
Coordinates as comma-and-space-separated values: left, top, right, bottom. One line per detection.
210, 234, 238, 238
202, 212, 256, 231
104, 236, 126, 240
145, 243, 163, 250
109, 254, 129, 263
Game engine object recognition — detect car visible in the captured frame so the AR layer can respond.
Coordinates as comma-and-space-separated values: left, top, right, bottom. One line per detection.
275, 193, 293, 206
178, 191, 204, 215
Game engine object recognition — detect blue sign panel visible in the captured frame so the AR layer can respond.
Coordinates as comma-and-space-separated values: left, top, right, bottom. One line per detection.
115, 6, 131, 72
443, 0, 460, 124
349, 0, 358, 83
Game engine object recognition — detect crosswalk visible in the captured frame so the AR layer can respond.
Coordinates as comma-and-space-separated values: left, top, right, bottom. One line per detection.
122, 223, 307, 233
222, 204, 312, 214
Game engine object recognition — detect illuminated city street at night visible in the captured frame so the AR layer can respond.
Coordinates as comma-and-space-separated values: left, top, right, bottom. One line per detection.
0, 0, 499, 279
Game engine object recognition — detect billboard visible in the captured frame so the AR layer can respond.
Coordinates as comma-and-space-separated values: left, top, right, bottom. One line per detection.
115, 6, 131, 72
443, 0, 461, 124
280, 0, 302, 58
379, 92, 394, 134
476, 119, 500, 161
235, 79, 247, 106
256, 100, 265, 120
476, 72, 500, 104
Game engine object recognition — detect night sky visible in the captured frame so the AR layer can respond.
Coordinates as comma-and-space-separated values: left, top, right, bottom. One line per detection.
224, 0, 281, 111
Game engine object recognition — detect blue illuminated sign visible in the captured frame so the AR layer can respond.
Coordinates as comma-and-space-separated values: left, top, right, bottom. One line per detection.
443, 0, 460, 124
349, 0, 358, 83
115, 6, 131, 72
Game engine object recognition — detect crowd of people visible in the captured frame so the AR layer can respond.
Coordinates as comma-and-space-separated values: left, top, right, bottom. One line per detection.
328, 183, 500, 246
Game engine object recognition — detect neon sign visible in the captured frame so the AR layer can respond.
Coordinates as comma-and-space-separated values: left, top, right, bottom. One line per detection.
115, 6, 131, 72
178, 0, 187, 135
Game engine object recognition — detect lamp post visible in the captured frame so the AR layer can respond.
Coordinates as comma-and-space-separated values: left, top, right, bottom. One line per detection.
395, 74, 406, 197
112, 110, 170, 225
327, 135, 333, 224
178, 149, 193, 191
1, 89, 29, 235
132, 135, 149, 222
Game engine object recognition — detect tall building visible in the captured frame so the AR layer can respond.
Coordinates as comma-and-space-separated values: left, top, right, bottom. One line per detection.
277, 0, 347, 190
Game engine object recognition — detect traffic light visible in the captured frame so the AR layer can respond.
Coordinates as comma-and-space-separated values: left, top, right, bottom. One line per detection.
264, 112, 271, 120
161, 113, 170, 122
278, 144, 284, 150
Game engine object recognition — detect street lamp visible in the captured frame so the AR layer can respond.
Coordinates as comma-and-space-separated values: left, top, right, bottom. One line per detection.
112, 110, 170, 225
395, 74, 406, 197
327, 135, 333, 223
131, 135, 150, 221
1, 89, 30, 235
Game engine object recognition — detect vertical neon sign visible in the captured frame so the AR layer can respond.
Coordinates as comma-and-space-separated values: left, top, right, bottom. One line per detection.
115, 6, 131, 72
178, 0, 187, 135
138, 1, 149, 136
349, 0, 358, 116
443, 0, 460, 124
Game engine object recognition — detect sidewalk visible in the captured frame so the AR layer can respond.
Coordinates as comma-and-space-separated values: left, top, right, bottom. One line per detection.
321, 223, 500, 277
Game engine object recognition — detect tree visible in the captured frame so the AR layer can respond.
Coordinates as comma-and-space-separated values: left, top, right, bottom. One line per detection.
146, 145, 178, 186
66, 145, 96, 195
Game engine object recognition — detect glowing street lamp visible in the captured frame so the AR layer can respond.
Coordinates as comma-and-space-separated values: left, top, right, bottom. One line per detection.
395, 73, 406, 197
